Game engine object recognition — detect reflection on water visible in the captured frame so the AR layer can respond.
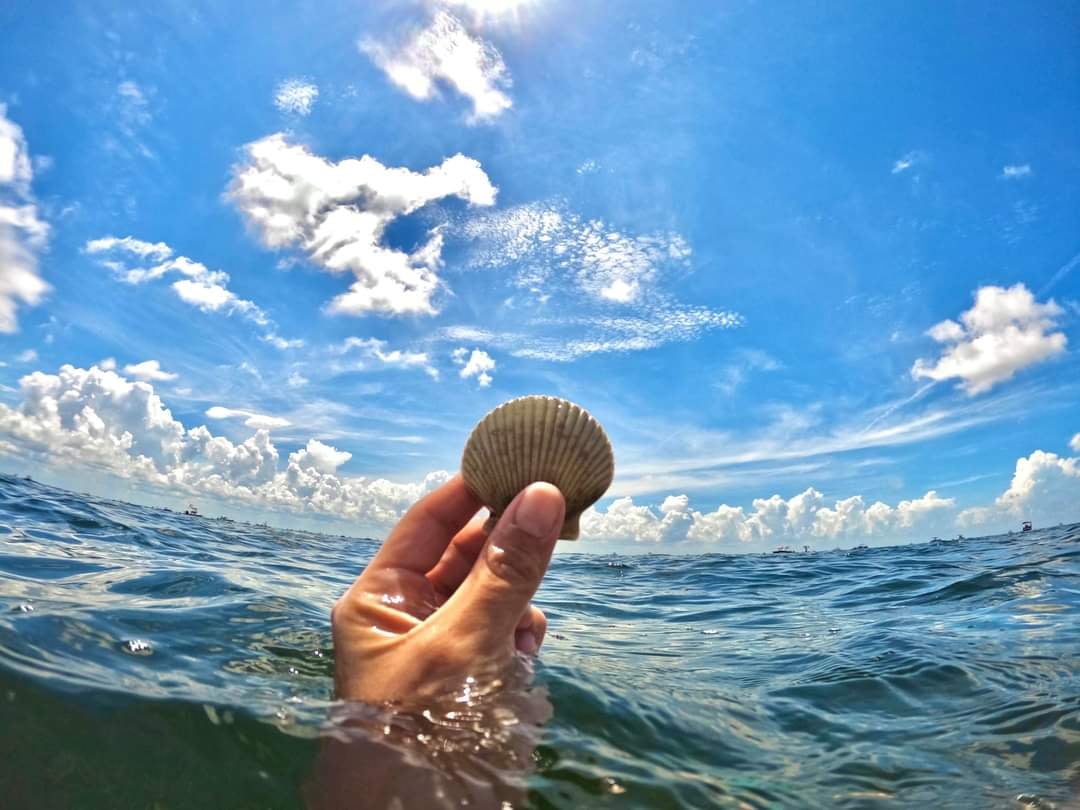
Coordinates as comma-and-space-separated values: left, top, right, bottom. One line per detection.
0, 473, 1078, 808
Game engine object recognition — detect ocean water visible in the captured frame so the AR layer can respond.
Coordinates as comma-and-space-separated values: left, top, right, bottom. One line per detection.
0, 473, 1077, 809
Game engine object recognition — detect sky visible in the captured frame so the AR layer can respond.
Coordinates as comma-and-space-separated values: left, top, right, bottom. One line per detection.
1, 0, 1078, 553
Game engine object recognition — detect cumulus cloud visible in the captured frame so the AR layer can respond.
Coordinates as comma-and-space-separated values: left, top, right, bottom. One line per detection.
85, 236, 301, 349
958, 446, 1080, 530
227, 134, 496, 317
362, 10, 512, 122
274, 79, 319, 116
0, 364, 449, 527
1071, 433, 1080, 454
581, 487, 956, 545
293, 438, 352, 474
123, 359, 178, 382
1000, 164, 1032, 180
335, 337, 438, 379
0, 104, 50, 333
205, 406, 291, 431
452, 346, 495, 387
912, 284, 1066, 394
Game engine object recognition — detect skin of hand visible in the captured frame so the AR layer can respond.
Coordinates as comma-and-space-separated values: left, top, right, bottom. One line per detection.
331, 474, 566, 704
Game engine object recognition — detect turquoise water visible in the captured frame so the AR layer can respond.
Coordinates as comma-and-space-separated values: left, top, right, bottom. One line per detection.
0, 472, 1077, 808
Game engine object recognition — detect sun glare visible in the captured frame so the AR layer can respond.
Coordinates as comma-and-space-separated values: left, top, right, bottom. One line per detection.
445, 0, 537, 25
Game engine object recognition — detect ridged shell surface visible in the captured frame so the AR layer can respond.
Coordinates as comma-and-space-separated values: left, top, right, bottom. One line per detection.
461, 396, 614, 540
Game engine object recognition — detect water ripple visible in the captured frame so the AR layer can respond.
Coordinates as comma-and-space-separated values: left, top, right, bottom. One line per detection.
0, 473, 1078, 808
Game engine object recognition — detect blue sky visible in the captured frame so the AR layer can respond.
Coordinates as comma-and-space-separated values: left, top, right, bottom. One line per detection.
1, 0, 1078, 551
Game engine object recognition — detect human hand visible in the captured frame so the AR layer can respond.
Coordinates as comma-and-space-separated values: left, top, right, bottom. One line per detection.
331, 475, 566, 704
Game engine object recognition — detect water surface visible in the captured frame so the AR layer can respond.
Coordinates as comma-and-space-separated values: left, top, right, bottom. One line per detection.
1, 474, 1077, 808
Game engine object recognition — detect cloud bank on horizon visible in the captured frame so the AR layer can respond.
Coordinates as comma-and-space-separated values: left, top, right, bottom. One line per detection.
0, 1, 1078, 548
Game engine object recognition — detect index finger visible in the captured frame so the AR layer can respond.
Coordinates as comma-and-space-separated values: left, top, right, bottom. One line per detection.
367, 475, 483, 576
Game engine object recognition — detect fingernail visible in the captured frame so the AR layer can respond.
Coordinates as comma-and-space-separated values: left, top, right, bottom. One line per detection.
514, 484, 560, 538
516, 630, 539, 655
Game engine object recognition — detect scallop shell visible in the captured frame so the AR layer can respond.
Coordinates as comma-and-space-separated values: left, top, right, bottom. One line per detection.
461, 396, 614, 540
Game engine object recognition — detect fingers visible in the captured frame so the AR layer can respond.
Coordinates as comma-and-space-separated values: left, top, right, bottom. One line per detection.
439, 483, 565, 647
515, 605, 547, 655
367, 475, 482, 577
425, 511, 489, 600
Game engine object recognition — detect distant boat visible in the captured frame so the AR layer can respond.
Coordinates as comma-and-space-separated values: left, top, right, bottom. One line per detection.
773, 545, 797, 554
183, 503, 200, 516
851, 544, 869, 551
1022, 520, 1033, 532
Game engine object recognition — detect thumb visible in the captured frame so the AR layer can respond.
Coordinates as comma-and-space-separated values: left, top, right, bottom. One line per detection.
440, 482, 565, 646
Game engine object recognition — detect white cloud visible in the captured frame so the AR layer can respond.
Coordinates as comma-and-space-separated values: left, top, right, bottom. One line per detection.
439, 304, 741, 362
124, 360, 178, 382
1070, 433, 1080, 453
286, 371, 309, 388
464, 202, 692, 305
274, 79, 319, 116
1000, 164, 1032, 180
450, 201, 740, 360
0, 104, 50, 333
891, 151, 922, 174
227, 134, 496, 317
85, 235, 171, 262
172, 278, 240, 311
15, 349, 37, 363
440, 0, 535, 26
205, 406, 291, 431
0, 364, 450, 528
112, 81, 155, 160
452, 347, 495, 387
335, 337, 438, 378
912, 284, 1066, 394
260, 333, 305, 350
362, 10, 512, 122
958, 446, 1080, 530
293, 438, 352, 474
714, 349, 781, 396
117, 81, 150, 124
85, 236, 300, 347
581, 487, 956, 545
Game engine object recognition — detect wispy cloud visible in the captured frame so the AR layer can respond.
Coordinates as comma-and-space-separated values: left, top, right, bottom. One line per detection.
1000, 163, 1032, 179
333, 337, 439, 379
85, 236, 302, 350
463, 201, 693, 305
361, 10, 512, 122
273, 79, 319, 116
608, 384, 1041, 497
891, 151, 923, 174
713, 349, 781, 396
438, 304, 741, 362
